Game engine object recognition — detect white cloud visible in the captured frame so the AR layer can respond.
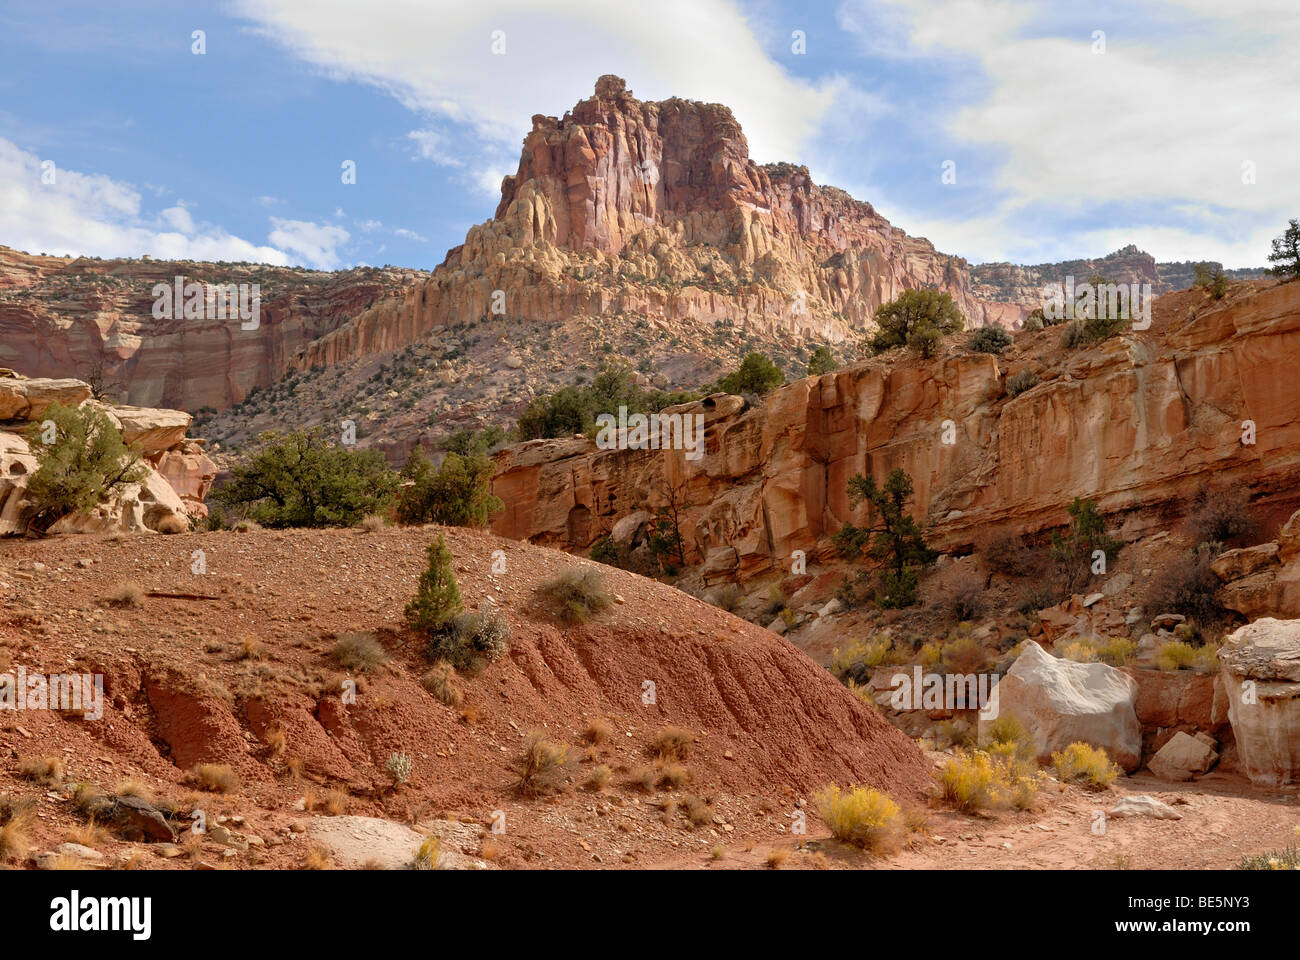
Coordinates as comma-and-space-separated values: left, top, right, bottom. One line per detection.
839, 0, 1300, 267
393, 227, 428, 242
233, 0, 838, 164
0, 137, 290, 264
268, 217, 351, 269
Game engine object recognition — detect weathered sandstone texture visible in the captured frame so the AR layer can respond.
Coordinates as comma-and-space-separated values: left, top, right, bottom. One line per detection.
1218, 618, 1300, 785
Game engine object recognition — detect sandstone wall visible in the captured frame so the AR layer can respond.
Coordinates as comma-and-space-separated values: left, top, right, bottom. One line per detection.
490, 280, 1300, 580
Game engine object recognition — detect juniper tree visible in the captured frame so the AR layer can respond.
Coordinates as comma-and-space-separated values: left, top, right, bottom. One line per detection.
23, 402, 146, 535
833, 467, 937, 607
1268, 219, 1300, 279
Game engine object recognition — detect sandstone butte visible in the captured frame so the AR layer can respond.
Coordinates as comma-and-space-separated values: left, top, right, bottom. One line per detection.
490, 277, 1300, 583
0, 76, 1034, 418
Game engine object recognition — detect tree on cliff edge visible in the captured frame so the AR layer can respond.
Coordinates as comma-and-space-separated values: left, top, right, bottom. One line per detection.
1269, 219, 1300, 279
869, 289, 964, 358
832, 467, 937, 608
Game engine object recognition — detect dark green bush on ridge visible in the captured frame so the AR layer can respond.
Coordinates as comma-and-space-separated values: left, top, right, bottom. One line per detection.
212, 429, 397, 528
717, 352, 784, 395
396, 449, 502, 527
869, 289, 964, 358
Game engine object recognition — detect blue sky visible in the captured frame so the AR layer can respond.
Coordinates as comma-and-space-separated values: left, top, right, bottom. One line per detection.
1, 0, 1296, 271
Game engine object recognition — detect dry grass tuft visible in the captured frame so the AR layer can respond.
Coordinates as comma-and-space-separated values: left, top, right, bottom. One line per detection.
652, 726, 694, 762
190, 763, 239, 794
104, 581, 145, 609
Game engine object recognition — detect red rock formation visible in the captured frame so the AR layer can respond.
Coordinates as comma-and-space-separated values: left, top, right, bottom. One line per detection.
490, 278, 1300, 579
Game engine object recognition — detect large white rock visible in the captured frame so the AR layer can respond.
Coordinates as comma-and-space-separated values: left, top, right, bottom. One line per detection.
978, 640, 1141, 772
1218, 618, 1300, 785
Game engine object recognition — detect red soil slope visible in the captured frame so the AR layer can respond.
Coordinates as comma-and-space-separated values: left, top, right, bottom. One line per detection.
0, 526, 927, 868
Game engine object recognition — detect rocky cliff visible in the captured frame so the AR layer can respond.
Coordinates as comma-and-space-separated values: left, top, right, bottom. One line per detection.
489, 277, 1300, 580
0, 76, 1019, 441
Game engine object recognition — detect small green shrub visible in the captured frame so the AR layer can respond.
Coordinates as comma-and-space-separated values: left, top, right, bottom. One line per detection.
969, 326, 1012, 354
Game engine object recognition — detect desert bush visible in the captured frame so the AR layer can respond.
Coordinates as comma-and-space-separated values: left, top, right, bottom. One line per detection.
582, 718, 614, 745
983, 712, 1036, 764
1051, 742, 1118, 789
949, 569, 986, 621
940, 626, 992, 674
105, 581, 145, 609
1144, 543, 1224, 624
21, 402, 146, 535
833, 467, 936, 608
656, 764, 690, 789
539, 566, 611, 625
405, 536, 462, 634
517, 361, 697, 440
869, 289, 964, 356
385, 752, 413, 787
1187, 486, 1258, 546
1154, 640, 1200, 672
936, 750, 999, 812
1059, 636, 1137, 666
0, 796, 32, 861
330, 632, 388, 673
814, 784, 901, 852
18, 756, 64, 785
430, 609, 511, 672
212, 429, 398, 528
438, 424, 508, 457
191, 763, 238, 793
360, 513, 386, 532
589, 535, 659, 577
830, 633, 896, 681
515, 733, 573, 797
936, 748, 1041, 812
1238, 842, 1300, 870
585, 765, 613, 791
394, 449, 502, 527
806, 346, 837, 376
981, 531, 1038, 577
1050, 498, 1122, 595
969, 325, 1012, 354
411, 833, 440, 870
710, 583, 744, 612
718, 352, 784, 395
1193, 262, 1229, 299
1005, 368, 1039, 398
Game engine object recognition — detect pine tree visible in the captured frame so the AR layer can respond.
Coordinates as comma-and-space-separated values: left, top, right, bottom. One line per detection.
1268, 219, 1300, 279
833, 467, 937, 607
405, 536, 463, 634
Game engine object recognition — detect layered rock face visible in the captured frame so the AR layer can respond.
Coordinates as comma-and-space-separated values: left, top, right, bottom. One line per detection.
0, 77, 1019, 424
0, 373, 213, 535
1218, 618, 1300, 785
385, 75, 1007, 362
0, 250, 423, 413
490, 278, 1300, 575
